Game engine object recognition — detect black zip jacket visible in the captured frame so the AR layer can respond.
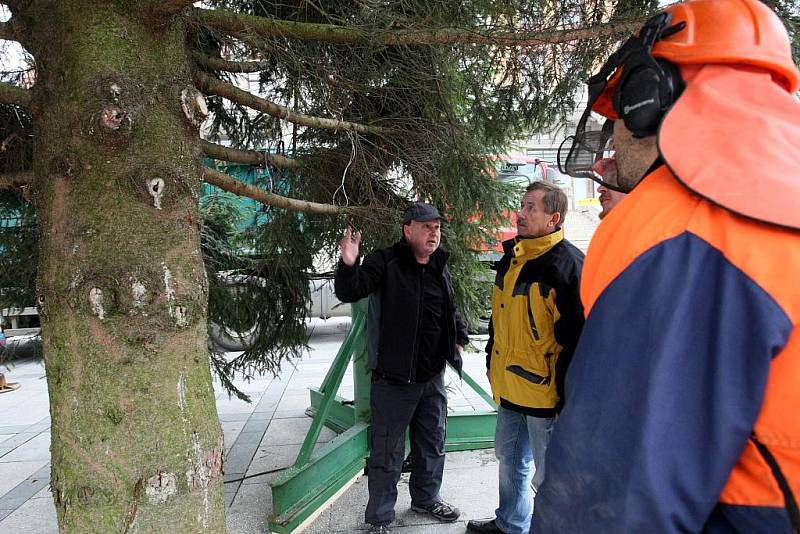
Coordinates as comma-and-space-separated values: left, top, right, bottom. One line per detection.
334, 240, 469, 383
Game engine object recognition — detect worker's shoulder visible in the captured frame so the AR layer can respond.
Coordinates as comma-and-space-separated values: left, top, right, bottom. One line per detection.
553, 237, 585, 262
608, 169, 800, 319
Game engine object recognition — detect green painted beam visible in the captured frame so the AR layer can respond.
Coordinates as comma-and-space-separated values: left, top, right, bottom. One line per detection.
268, 423, 370, 534
459, 366, 497, 409
308, 390, 496, 452
307, 388, 355, 433
444, 411, 497, 451
294, 313, 364, 467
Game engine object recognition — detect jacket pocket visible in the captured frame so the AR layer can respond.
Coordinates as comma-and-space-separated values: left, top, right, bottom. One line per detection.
506, 364, 550, 385
505, 351, 553, 386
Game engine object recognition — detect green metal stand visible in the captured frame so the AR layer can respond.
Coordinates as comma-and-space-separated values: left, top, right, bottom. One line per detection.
268, 300, 497, 533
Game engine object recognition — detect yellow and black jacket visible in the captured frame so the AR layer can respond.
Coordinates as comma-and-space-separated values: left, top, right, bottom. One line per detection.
486, 230, 584, 417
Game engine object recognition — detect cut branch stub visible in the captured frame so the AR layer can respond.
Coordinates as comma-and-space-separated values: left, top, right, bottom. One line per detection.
147, 178, 166, 210
101, 106, 126, 130
89, 287, 107, 320
125, 165, 191, 211
145, 472, 178, 504
180, 87, 208, 129
92, 105, 132, 146
0, 171, 33, 191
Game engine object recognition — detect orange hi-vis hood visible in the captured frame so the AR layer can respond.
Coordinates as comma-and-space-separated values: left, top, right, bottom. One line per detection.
659, 63, 800, 230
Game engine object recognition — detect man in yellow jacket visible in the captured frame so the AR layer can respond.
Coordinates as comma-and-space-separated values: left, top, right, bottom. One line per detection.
467, 181, 584, 534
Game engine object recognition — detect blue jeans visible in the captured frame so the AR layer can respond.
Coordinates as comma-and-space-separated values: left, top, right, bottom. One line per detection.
494, 405, 555, 534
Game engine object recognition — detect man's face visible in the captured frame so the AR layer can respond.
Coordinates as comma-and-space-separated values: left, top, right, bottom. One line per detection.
516, 190, 559, 238
612, 120, 660, 191
594, 158, 627, 219
597, 184, 627, 219
404, 220, 441, 258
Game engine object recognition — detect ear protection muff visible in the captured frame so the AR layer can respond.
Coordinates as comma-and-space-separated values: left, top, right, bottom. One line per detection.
612, 14, 686, 139
558, 12, 687, 184
613, 57, 683, 137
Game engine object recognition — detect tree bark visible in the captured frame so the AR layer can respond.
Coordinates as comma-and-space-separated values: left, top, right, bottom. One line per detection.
195, 7, 644, 47
153, 0, 197, 17
23, 2, 225, 531
195, 71, 388, 135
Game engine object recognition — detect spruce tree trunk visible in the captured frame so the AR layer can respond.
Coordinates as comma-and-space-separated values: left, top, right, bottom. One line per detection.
23, 2, 225, 531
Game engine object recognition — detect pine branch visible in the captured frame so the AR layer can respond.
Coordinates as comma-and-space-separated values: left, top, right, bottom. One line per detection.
194, 72, 387, 135
194, 8, 644, 47
193, 53, 273, 74
0, 170, 32, 190
202, 166, 346, 215
0, 82, 31, 107
201, 140, 300, 169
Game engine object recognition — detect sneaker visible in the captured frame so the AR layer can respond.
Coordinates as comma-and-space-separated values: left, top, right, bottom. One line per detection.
368, 523, 391, 533
410, 500, 460, 522
467, 517, 506, 533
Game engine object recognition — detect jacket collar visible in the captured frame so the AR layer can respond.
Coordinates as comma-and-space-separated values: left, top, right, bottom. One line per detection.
502, 229, 563, 260
392, 240, 448, 271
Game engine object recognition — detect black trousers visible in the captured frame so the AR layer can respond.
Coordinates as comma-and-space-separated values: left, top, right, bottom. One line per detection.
365, 371, 447, 525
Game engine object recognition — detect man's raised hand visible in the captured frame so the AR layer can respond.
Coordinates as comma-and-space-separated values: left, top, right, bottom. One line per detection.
341, 226, 361, 266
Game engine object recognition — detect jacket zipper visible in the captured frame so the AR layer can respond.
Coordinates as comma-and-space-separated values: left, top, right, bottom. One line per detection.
408, 266, 424, 383
527, 295, 540, 341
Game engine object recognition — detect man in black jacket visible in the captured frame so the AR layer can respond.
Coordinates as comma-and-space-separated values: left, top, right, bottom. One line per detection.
335, 202, 469, 534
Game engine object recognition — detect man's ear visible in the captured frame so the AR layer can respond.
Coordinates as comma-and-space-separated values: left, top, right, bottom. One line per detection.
549, 211, 561, 229
402, 224, 410, 240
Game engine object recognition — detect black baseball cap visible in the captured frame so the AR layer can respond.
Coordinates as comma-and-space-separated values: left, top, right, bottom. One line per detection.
402, 202, 443, 224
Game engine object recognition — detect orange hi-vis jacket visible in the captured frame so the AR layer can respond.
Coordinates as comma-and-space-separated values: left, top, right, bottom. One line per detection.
534, 165, 800, 532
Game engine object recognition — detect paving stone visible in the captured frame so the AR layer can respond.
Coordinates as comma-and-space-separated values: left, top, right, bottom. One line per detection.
0, 460, 48, 498
260, 418, 336, 447
241, 417, 271, 435
234, 431, 268, 447
223, 420, 247, 449
220, 412, 252, 423
0, 426, 33, 435
0, 433, 51, 462
0, 462, 50, 510
226, 480, 272, 534
244, 444, 301, 483
0, 433, 39, 459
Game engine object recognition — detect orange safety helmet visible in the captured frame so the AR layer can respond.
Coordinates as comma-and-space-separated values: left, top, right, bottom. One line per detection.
592, 0, 800, 119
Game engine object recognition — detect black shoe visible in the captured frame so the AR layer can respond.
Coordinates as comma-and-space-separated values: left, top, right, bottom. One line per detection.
466, 518, 506, 533
368, 523, 391, 533
410, 500, 460, 522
